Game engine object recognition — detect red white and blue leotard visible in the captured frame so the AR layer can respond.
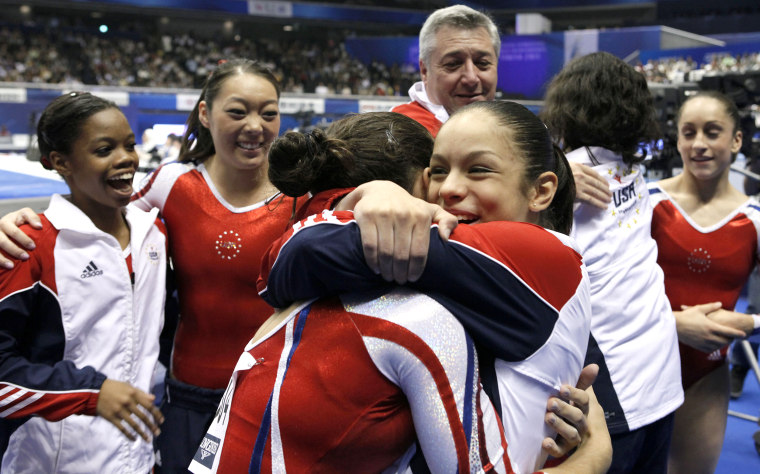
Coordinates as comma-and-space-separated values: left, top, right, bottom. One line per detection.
649, 184, 760, 388
254, 191, 592, 473
189, 290, 512, 473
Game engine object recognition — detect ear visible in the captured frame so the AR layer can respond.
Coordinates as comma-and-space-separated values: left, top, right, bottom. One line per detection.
731, 129, 743, 155
529, 171, 558, 213
419, 59, 428, 83
49, 151, 73, 178
421, 167, 432, 197
411, 169, 429, 200
198, 100, 210, 129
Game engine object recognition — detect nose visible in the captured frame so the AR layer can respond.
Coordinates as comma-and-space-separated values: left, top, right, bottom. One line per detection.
116, 146, 138, 167
244, 113, 263, 133
438, 171, 467, 204
460, 61, 479, 86
692, 132, 708, 152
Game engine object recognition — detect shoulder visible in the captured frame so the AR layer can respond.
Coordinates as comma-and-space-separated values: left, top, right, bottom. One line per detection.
133, 161, 196, 198
131, 161, 197, 210
452, 221, 584, 287
391, 102, 441, 136
647, 180, 671, 207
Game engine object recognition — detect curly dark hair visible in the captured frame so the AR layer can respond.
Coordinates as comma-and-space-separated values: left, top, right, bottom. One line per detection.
540, 51, 660, 166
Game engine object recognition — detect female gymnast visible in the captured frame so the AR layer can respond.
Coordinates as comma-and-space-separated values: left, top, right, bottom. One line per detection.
649, 90, 760, 473
0, 92, 166, 472
253, 102, 607, 473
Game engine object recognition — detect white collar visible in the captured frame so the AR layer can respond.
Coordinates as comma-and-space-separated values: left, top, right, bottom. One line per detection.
407, 81, 450, 125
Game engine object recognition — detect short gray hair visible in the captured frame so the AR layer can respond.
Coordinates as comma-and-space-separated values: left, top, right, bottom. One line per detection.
419, 5, 500, 67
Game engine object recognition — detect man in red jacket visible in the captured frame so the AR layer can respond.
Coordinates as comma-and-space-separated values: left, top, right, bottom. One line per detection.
392, 4, 499, 137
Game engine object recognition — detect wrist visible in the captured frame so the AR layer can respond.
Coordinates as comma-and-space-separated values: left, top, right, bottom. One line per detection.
751, 314, 760, 335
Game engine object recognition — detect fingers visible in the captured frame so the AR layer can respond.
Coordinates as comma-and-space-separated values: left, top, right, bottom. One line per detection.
406, 217, 430, 283
541, 436, 565, 458
351, 182, 437, 284
575, 364, 599, 391
571, 163, 611, 210
432, 206, 458, 241
544, 406, 582, 455
709, 321, 746, 341
0, 208, 41, 270
97, 379, 163, 442
682, 301, 723, 313
357, 219, 380, 275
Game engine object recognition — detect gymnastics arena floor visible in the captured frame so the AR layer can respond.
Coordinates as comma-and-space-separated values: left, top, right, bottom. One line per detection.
0, 151, 759, 472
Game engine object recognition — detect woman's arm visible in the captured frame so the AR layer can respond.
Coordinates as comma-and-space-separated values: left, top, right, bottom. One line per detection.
258, 212, 579, 361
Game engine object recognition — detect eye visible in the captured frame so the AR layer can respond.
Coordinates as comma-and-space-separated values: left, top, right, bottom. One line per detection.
429, 166, 448, 177
263, 109, 279, 120
475, 60, 492, 69
125, 142, 137, 152
469, 166, 492, 174
227, 108, 246, 118
443, 61, 462, 71
95, 146, 113, 156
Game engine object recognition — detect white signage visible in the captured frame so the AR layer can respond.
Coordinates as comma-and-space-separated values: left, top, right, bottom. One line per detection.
248, 1, 293, 18
358, 99, 408, 113
279, 97, 325, 114
0, 88, 27, 103
177, 93, 199, 111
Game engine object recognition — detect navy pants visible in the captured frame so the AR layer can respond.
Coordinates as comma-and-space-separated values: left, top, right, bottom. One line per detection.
154, 377, 225, 473
607, 412, 675, 474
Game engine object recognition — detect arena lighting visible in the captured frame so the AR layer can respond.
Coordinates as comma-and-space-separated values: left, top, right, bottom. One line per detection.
99, 24, 108, 34
283, 25, 293, 31
19, 5, 31, 15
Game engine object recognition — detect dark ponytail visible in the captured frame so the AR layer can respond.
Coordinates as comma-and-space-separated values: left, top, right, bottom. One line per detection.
542, 144, 575, 235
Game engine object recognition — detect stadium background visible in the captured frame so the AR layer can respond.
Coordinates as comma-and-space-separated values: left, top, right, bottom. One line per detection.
1, 1, 760, 472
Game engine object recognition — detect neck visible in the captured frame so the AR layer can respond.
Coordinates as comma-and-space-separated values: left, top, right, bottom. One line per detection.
204, 155, 276, 207
677, 169, 731, 203
68, 196, 130, 249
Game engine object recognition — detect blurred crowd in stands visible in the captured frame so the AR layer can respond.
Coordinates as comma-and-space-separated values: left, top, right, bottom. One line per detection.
3, 13, 760, 94
636, 51, 760, 83
0, 17, 417, 96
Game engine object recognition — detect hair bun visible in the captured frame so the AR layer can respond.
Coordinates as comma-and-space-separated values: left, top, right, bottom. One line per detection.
269, 130, 328, 197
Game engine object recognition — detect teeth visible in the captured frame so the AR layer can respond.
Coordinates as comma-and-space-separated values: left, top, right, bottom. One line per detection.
238, 142, 262, 150
108, 173, 134, 181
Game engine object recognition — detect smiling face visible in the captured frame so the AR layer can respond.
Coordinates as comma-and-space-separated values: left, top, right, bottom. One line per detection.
425, 109, 534, 225
677, 96, 742, 183
420, 25, 497, 115
51, 107, 138, 214
199, 73, 280, 173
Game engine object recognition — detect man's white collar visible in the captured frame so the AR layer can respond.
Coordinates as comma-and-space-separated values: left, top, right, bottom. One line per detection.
407, 81, 450, 125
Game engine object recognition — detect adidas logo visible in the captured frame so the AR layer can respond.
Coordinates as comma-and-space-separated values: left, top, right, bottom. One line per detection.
80, 261, 103, 279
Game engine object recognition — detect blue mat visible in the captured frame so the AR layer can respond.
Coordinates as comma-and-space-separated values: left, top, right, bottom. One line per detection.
717, 295, 760, 473
0, 169, 68, 199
